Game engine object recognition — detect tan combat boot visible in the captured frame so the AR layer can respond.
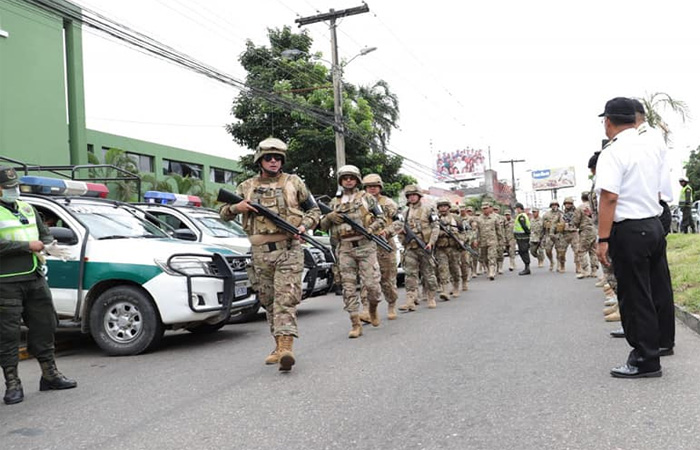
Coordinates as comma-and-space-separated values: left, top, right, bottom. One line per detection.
557, 260, 565, 273
603, 303, 618, 316
549, 260, 554, 272
451, 282, 460, 298
427, 292, 437, 309
387, 303, 397, 320
605, 310, 621, 322
538, 259, 544, 268
369, 302, 381, 327
277, 335, 295, 372
348, 314, 363, 338
576, 271, 590, 279
264, 335, 281, 365
497, 261, 504, 274
488, 265, 496, 280
439, 285, 450, 301
358, 310, 371, 324
461, 279, 469, 291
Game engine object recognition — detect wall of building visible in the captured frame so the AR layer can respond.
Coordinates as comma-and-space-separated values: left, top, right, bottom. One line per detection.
0, 0, 71, 165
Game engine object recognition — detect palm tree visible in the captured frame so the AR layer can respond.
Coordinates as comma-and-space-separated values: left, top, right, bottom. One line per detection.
358, 80, 400, 152
87, 148, 140, 202
639, 92, 690, 143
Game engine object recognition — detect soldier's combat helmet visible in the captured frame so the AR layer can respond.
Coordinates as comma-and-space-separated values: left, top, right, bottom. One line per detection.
337, 165, 362, 184
404, 184, 422, 198
549, 199, 560, 206
362, 173, 383, 188
436, 197, 451, 207
254, 137, 287, 164
563, 196, 575, 204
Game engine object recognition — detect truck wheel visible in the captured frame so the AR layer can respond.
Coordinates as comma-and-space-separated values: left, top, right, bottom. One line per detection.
89, 286, 164, 356
228, 305, 261, 324
186, 321, 226, 334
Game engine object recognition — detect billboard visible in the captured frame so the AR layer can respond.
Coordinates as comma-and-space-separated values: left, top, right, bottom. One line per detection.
531, 167, 576, 191
435, 148, 486, 181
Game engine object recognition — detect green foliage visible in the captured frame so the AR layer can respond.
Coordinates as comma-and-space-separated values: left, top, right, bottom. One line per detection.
683, 146, 700, 197
638, 92, 689, 144
666, 234, 700, 313
226, 26, 410, 197
87, 149, 139, 202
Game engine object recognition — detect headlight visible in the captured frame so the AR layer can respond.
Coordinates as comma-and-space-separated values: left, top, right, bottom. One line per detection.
155, 257, 213, 276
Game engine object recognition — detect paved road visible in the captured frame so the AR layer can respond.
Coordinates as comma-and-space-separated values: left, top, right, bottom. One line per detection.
3, 263, 700, 450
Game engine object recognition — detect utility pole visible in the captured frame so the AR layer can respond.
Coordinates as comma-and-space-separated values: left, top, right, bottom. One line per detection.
296, 4, 370, 172
499, 158, 525, 206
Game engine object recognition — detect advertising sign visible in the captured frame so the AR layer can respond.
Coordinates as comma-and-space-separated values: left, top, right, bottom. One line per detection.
435, 148, 486, 182
531, 167, 576, 191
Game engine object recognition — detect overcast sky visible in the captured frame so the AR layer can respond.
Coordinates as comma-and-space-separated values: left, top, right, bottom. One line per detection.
74, 0, 700, 205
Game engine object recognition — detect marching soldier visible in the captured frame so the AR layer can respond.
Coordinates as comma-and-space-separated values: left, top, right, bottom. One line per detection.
398, 185, 439, 310
553, 197, 580, 274
435, 198, 463, 300
220, 138, 320, 371
358, 174, 402, 322
458, 206, 475, 288
529, 208, 545, 268
542, 200, 563, 271
572, 191, 598, 279
503, 210, 517, 271
475, 202, 502, 280
492, 205, 507, 274
319, 165, 384, 338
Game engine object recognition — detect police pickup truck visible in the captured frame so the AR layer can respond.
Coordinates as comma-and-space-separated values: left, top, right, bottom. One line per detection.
135, 191, 335, 301
17, 176, 256, 355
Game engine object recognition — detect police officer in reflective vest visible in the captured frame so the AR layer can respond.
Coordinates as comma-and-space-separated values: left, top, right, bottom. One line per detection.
679, 177, 695, 233
0, 166, 77, 405
513, 202, 531, 275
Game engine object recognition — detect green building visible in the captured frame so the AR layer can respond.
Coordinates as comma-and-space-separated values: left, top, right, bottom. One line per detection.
0, 0, 241, 198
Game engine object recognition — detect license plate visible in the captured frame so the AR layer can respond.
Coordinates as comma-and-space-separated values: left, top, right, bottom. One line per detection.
235, 285, 248, 298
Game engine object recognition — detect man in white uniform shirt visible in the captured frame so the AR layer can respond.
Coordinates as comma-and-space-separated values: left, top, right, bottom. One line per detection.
595, 97, 674, 379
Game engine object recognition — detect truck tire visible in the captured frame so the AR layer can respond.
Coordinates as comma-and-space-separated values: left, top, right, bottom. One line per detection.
89, 286, 164, 356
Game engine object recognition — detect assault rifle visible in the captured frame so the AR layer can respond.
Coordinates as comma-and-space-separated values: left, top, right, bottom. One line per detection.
403, 222, 438, 265
439, 222, 479, 258
217, 189, 329, 254
317, 201, 393, 253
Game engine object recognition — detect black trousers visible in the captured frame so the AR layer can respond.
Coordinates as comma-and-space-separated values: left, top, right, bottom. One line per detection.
610, 217, 674, 372
516, 238, 530, 266
681, 207, 696, 233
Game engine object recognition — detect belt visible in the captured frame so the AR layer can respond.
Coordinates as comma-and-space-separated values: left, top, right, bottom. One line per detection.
255, 239, 295, 252
340, 237, 368, 248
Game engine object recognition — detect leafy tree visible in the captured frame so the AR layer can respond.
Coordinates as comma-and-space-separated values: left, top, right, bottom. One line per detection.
683, 146, 700, 198
87, 149, 139, 202
226, 26, 412, 197
638, 92, 690, 143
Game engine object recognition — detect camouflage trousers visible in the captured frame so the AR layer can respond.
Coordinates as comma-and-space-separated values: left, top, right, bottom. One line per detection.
338, 238, 381, 314
361, 243, 398, 307
496, 244, 504, 264
404, 246, 438, 304
460, 249, 472, 282
479, 245, 498, 277
555, 231, 580, 271
252, 240, 303, 337
577, 230, 598, 275
506, 239, 517, 269
435, 245, 462, 287
543, 234, 557, 265
603, 254, 617, 292
529, 240, 545, 265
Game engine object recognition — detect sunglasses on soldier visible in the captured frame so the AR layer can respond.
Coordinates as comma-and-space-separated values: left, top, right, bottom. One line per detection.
262, 154, 283, 162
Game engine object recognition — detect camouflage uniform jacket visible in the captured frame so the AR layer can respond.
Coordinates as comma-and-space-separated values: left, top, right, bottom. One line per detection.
494, 213, 507, 246
222, 172, 320, 245
376, 195, 403, 239
542, 209, 563, 236
476, 213, 502, 248
588, 182, 598, 226
529, 216, 544, 242
319, 189, 385, 240
504, 217, 515, 242
571, 202, 595, 234
554, 206, 578, 233
401, 201, 439, 248
436, 212, 460, 248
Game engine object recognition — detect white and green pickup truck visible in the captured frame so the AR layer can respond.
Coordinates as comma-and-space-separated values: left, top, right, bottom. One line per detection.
18, 176, 256, 356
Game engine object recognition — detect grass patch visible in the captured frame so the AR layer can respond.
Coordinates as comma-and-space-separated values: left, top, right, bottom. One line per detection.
667, 234, 700, 313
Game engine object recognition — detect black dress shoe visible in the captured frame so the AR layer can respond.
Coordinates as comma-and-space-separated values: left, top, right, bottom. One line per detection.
659, 347, 674, 357
610, 328, 625, 338
610, 363, 662, 379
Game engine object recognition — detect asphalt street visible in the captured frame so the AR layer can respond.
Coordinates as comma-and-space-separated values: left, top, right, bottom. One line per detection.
3, 260, 700, 450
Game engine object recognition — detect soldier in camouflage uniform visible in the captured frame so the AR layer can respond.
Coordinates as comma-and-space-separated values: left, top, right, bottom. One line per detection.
528, 208, 546, 268
492, 205, 507, 274
572, 191, 598, 279
475, 202, 502, 280
319, 165, 384, 338
552, 197, 581, 274
358, 174, 402, 322
398, 185, 439, 310
458, 206, 475, 288
221, 138, 320, 371
542, 200, 563, 271
503, 210, 517, 271
435, 198, 463, 300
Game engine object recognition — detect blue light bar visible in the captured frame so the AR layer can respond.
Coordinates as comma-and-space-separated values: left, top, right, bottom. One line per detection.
19, 176, 66, 195
144, 191, 177, 204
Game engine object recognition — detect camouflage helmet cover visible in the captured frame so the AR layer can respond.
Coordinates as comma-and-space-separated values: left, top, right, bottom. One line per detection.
404, 184, 423, 198
362, 173, 383, 187
337, 165, 362, 184
436, 197, 451, 207
549, 199, 560, 206
563, 196, 575, 204
254, 137, 287, 164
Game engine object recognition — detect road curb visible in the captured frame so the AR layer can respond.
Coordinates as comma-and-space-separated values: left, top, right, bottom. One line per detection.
675, 304, 700, 335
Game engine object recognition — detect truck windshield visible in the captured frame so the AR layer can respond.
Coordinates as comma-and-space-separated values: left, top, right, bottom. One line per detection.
194, 216, 247, 238
67, 203, 169, 240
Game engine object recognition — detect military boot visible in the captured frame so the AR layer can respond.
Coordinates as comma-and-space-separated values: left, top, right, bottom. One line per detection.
488, 265, 496, 281
576, 271, 590, 279
358, 310, 371, 324
557, 260, 566, 273
348, 314, 363, 338
518, 264, 531, 276
605, 310, 621, 322
451, 282, 460, 298
265, 336, 281, 365
3, 366, 24, 405
549, 260, 554, 271
387, 303, 397, 320
438, 285, 450, 301
427, 292, 437, 309
497, 261, 504, 274
461, 278, 469, 291
603, 304, 618, 316
369, 302, 381, 327
39, 360, 77, 391
538, 259, 544, 268
277, 335, 295, 372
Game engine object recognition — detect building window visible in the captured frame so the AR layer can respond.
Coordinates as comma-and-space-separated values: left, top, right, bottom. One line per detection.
210, 167, 237, 185
87, 144, 94, 154
163, 159, 202, 179
126, 153, 154, 173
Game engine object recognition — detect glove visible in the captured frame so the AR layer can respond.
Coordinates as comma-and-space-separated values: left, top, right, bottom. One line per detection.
44, 240, 73, 262
325, 211, 345, 225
